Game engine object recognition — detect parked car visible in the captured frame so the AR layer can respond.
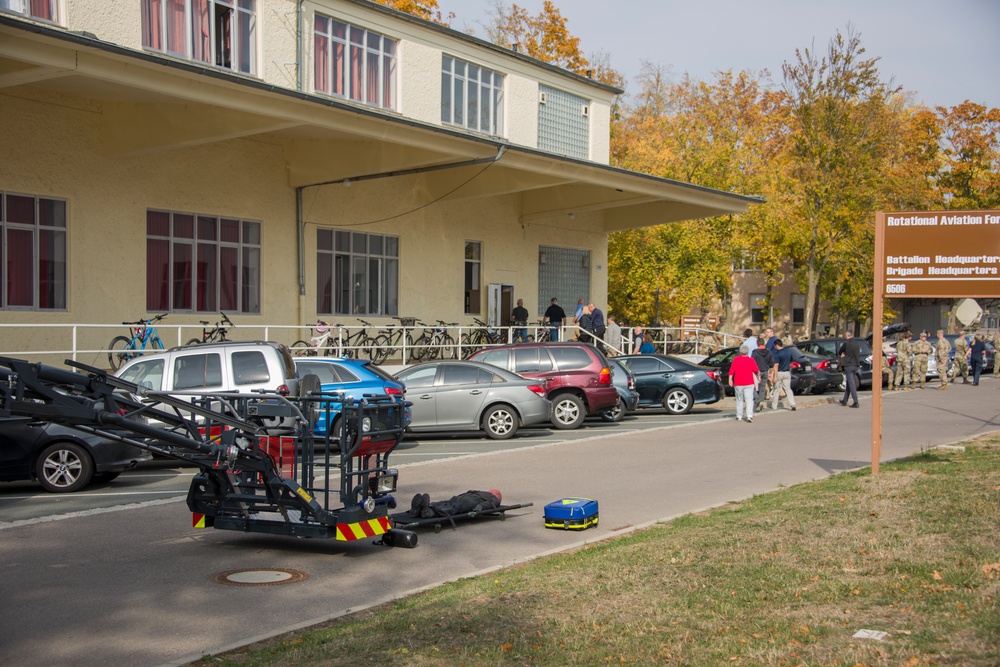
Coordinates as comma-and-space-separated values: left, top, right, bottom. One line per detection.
294, 358, 406, 436
794, 338, 872, 388
468, 342, 619, 429
394, 360, 551, 439
116, 341, 299, 430
602, 358, 640, 422
616, 354, 725, 414
701, 347, 816, 397
803, 349, 844, 394
0, 416, 152, 493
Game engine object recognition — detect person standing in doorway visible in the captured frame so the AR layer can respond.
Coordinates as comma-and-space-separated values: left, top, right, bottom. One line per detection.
511, 298, 529, 343
839, 330, 864, 408
728, 345, 760, 423
770, 339, 797, 411
935, 329, 951, 390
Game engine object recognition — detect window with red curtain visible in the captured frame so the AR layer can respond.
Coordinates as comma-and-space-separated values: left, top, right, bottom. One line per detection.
165, 0, 186, 56
191, 0, 211, 64
146, 210, 259, 313
28, 0, 55, 21
2, 193, 66, 310
314, 17, 329, 94
142, 0, 163, 50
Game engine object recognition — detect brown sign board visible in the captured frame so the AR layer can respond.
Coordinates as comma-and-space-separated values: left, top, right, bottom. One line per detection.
882, 210, 1000, 298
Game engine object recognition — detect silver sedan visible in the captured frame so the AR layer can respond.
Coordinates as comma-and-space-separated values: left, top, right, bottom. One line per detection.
394, 360, 552, 439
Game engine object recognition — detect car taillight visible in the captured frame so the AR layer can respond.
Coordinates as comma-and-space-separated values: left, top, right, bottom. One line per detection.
599, 367, 612, 385
704, 370, 718, 381
385, 386, 404, 396
814, 359, 829, 371
527, 384, 547, 398
790, 361, 800, 370
627, 377, 635, 390
277, 384, 290, 396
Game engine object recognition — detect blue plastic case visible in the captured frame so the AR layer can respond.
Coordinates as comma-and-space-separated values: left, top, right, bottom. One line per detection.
544, 497, 599, 530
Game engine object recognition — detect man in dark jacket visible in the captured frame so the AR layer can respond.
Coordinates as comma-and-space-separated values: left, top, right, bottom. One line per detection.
751, 339, 775, 411
588, 303, 606, 351
839, 330, 865, 408
408, 489, 502, 518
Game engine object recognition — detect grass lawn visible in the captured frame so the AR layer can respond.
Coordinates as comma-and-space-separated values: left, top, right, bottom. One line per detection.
194, 437, 1000, 666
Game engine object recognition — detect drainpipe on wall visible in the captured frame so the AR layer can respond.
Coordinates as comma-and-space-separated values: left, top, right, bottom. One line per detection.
296, 1, 304, 92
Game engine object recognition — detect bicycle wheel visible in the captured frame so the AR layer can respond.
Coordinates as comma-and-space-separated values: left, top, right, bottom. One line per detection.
459, 332, 479, 357
410, 334, 430, 362
108, 336, 133, 371
440, 333, 458, 359
361, 335, 382, 362
149, 335, 164, 351
291, 340, 316, 357
186, 338, 202, 346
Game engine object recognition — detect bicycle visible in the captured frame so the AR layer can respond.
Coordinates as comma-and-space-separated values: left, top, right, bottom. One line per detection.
108, 313, 167, 371
373, 317, 416, 363
411, 320, 458, 361
529, 320, 553, 343
186, 312, 234, 345
291, 320, 343, 357
461, 317, 503, 356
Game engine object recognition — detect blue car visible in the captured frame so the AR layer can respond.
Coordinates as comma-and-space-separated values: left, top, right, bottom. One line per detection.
294, 358, 407, 436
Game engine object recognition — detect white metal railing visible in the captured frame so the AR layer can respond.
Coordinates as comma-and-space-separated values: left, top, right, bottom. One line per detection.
0, 321, 742, 369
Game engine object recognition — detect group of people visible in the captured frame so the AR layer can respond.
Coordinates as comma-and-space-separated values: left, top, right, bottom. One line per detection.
726, 327, 797, 423
535, 297, 624, 353
888, 329, 994, 390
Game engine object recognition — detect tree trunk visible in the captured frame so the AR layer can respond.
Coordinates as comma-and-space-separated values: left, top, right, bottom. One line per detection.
803, 265, 818, 340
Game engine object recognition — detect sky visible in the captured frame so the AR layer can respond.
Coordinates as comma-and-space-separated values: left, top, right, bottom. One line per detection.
436, 0, 1000, 110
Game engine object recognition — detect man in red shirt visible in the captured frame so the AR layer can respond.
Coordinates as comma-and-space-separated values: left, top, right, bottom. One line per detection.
728, 345, 761, 423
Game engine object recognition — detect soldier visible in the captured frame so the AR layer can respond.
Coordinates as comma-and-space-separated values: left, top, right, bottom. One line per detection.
935, 329, 952, 390
894, 332, 913, 390
881, 353, 895, 390
992, 331, 1000, 379
951, 331, 971, 384
911, 331, 933, 389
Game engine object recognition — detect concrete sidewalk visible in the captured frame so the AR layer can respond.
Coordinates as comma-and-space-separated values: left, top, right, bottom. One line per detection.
1, 380, 995, 667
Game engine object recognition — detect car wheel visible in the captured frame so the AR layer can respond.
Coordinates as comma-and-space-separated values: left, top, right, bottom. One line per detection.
601, 397, 626, 422
663, 387, 693, 415
550, 393, 585, 430
483, 405, 518, 440
36, 442, 94, 493
92, 471, 121, 484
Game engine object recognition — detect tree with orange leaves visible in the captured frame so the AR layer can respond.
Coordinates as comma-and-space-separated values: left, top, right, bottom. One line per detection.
370, 0, 453, 26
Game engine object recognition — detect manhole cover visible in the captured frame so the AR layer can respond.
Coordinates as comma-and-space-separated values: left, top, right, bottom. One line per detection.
211, 568, 309, 587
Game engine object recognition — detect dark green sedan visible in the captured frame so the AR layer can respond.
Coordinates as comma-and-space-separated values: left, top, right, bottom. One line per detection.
616, 354, 725, 415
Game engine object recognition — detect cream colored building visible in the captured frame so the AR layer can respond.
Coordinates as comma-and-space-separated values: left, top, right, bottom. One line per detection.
0, 0, 759, 355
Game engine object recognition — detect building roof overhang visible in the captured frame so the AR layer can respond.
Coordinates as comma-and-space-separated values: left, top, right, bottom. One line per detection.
0, 15, 763, 232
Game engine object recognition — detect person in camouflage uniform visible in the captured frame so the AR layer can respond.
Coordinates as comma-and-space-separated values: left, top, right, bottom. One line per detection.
894, 332, 913, 390
911, 331, 933, 389
951, 332, 971, 384
881, 354, 894, 390
935, 329, 952, 389
992, 331, 1000, 378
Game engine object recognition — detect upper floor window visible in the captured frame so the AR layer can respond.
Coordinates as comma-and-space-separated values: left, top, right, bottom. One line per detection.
0, 0, 57, 22
1, 192, 66, 310
442, 56, 503, 135
537, 85, 588, 159
314, 15, 396, 110
141, 0, 257, 75
146, 210, 261, 314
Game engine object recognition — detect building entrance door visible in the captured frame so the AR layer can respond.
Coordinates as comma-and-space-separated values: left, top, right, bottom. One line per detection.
487, 284, 514, 328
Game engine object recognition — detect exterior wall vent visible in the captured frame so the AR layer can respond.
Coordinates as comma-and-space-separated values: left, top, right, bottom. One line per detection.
539, 91, 547, 104
581, 105, 589, 117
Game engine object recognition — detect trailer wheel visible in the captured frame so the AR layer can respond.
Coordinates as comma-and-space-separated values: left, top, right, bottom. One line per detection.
483, 405, 518, 440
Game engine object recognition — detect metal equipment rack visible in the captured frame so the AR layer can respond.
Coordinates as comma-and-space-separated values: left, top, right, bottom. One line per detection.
0, 356, 417, 548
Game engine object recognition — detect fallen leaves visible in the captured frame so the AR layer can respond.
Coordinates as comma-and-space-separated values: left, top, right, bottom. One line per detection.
982, 563, 1000, 579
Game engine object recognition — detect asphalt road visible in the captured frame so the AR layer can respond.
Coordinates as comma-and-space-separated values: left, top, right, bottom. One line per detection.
11, 384, 990, 667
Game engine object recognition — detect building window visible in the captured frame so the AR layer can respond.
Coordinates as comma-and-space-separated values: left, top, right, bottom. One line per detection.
146, 210, 260, 313
537, 246, 590, 316
0, 0, 56, 22
792, 293, 805, 324
464, 241, 481, 314
733, 251, 760, 273
441, 56, 503, 135
314, 15, 395, 109
141, 0, 257, 75
1, 192, 66, 310
317, 229, 398, 316
537, 85, 589, 159
749, 293, 766, 324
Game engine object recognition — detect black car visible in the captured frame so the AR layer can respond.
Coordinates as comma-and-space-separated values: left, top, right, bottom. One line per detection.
797, 348, 843, 394
702, 346, 816, 396
0, 418, 151, 493
794, 338, 873, 388
616, 354, 724, 415
601, 357, 640, 422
